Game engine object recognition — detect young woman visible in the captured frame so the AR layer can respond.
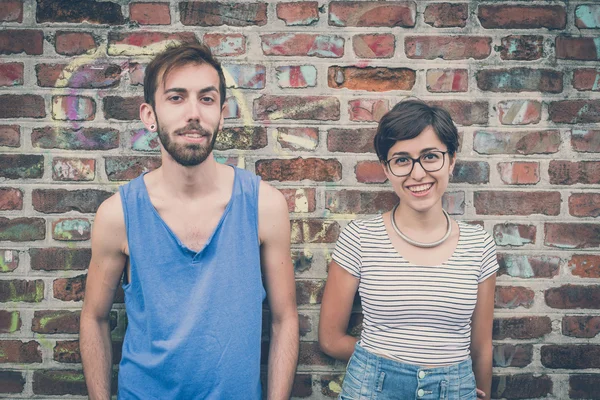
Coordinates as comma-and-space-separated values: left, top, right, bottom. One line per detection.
319, 99, 498, 400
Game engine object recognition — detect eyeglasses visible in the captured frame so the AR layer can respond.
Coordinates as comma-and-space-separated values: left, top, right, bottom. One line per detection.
385, 150, 448, 177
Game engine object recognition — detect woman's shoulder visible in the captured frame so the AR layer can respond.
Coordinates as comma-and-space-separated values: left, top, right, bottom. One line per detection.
346, 214, 386, 231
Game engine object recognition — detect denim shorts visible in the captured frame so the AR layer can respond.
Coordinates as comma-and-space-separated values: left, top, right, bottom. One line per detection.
339, 343, 476, 400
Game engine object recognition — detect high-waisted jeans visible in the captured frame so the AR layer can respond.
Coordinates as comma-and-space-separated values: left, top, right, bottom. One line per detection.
339, 343, 477, 400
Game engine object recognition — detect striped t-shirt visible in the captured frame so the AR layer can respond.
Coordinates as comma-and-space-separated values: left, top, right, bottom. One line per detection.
332, 215, 499, 366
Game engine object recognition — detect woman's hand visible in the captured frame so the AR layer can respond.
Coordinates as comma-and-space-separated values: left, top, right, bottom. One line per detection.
477, 388, 486, 399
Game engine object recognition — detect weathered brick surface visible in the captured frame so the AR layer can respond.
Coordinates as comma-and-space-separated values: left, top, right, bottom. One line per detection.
541, 345, 600, 369
2, 1, 599, 396
0, 340, 42, 363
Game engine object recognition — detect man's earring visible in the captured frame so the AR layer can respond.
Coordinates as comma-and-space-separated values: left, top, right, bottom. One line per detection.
150, 124, 156, 131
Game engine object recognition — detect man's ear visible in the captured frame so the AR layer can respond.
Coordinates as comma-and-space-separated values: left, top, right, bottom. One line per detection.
140, 103, 156, 131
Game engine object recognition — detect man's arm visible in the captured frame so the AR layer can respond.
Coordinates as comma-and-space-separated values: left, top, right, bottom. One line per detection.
470, 274, 496, 400
258, 182, 299, 400
80, 194, 128, 400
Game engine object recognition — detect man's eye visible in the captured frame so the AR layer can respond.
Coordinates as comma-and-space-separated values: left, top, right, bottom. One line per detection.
202, 97, 215, 103
168, 95, 182, 101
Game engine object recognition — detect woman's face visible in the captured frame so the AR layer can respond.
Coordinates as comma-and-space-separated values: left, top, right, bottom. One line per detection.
382, 125, 456, 213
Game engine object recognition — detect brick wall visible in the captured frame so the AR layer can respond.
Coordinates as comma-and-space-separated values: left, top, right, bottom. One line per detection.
0, 1, 599, 398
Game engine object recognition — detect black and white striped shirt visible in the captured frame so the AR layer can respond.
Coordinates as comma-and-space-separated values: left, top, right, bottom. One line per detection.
332, 215, 499, 366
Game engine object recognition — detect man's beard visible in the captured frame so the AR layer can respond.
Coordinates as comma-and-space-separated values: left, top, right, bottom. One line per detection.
156, 119, 219, 167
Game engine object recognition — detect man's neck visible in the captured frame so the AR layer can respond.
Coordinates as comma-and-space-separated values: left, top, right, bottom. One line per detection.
158, 152, 222, 199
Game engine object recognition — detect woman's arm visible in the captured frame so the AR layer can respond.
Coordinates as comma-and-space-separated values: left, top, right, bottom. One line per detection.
318, 260, 360, 362
470, 274, 497, 400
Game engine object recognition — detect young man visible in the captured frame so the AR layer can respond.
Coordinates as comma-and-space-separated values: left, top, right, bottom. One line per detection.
80, 43, 299, 399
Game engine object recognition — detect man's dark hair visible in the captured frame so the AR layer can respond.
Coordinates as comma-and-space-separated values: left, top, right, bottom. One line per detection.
373, 99, 460, 162
143, 42, 227, 108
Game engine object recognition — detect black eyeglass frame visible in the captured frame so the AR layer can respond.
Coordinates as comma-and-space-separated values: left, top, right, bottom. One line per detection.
384, 150, 449, 177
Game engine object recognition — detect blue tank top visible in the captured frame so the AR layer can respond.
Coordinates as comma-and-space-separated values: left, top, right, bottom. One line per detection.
117, 167, 265, 399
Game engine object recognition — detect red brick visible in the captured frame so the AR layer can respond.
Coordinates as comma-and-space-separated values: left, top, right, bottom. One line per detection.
0, 63, 23, 86
130, 2, 170, 25
0, 218, 45, 242
0, 340, 42, 363
493, 317, 551, 340
52, 157, 95, 181
180, 2, 267, 26
33, 127, 119, 150
429, 101, 488, 126
0, 188, 22, 211
451, 161, 489, 184
103, 96, 144, 120
405, 36, 491, 60
328, 128, 376, 153
33, 189, 111, 214
254, 95, 339, 121
107, 32, 197, 56
261, 33, 344, 58
215, 127, 267, 150
51, 96, 95, 121
0, 154, 43, 179
497, 100, 541, 125
541, 345, 600, 369
52, 218, 91, 241
0, 279, 44, 302
570, 375, 600, 399
328, 1, 416, 27
355, 161, 386, 183
442, 191, 465, 215
569, 254, 600, 279
0, 1, 23, 22
37, 0, 124, 24
492, 374, 552, 399
297, 313, 313, 336
280, 188, 316, 213
549, 161, 600, 185
277, 1, 319, 26
0, 250, 19, 273
32, 310, 80, 334
321, 374, 344, 398
475, 191, 560, 216
0, 370, 25, 393
329, 66, 415, 91
493, 223, 536, 246
352, 34, 395, 58
36, 63, 121, 88
276, 127, 319, 151
499, 35, 543, 61
573, 69, 600, 91
32, 369, 98, 395
424, 3, 468, 27
325, 190, 397, 214
348, 99, 389, 122
546, 285, 600, 309
291, 373, 312, 397
569, 193, 600, 218
30, 247, 90, 271
298, 342, 335, 366
497, 254, 560, 279
563, 316, 600, 338
545, 223, 600, 249
53, 274, 86, 302
291, 220, 340, 244
426, 69, 468, 93
0, 30, 43, 55
292, 251, 314, 274
477, 68, 562, 93
495, 286, 535, 309
296, 280, 325, 305
556, 37, 600, 61
203, 33, 246, 56
55, 31, 97, 56
572, 129, 600, 153
478, 5, 566, 29
0, 310, 20, 333
0, 94, 45, 119
575, 5, 600, 28
473, 129, 560, 155
222, 63, 266, 89
493, 344, 533, 368
0, 125, 20, 147
105, 156, 161, 181
256, 158, 341, 182
497, 162, 539, 185
549, 99, 600, 124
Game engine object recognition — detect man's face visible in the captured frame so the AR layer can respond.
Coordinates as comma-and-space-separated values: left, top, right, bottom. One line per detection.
153, 63, 224, 167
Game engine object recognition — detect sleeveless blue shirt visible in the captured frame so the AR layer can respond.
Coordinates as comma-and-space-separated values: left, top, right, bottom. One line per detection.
117, 167, 265, 399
